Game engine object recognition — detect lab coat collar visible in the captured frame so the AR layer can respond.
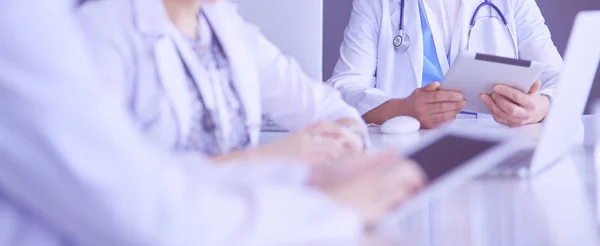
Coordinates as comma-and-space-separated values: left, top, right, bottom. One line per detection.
132, 0, 170, 36
390, 0, 423, 87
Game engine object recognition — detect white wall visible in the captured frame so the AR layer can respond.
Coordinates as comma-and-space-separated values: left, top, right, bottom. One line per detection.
231, 0, 324, 81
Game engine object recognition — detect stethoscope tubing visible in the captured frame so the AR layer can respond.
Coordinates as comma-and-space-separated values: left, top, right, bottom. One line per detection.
394, 0, 518, 59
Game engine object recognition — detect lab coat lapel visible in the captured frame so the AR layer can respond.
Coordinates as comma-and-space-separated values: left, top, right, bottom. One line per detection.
203, 7, 262, 144
450, 0, 474, 62
167, 26, 217, 111
152, 37, 192, 140
134, 0, 193, 141
390, 0, 423, 87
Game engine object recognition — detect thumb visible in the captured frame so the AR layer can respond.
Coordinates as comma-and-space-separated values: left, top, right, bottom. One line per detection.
528, 80, 542, 94
353, 149, 398, 169
422, 82, 441, 92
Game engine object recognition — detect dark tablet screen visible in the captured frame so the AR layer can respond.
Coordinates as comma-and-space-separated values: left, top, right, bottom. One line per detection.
408, 135, 499, 182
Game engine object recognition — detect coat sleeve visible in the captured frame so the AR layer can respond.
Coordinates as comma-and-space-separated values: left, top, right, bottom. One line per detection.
76, 1, 137, 107
0, 1, 364, 245
220, 2, 364, 131
326, 0, 392, 115
513, 0, 564, 99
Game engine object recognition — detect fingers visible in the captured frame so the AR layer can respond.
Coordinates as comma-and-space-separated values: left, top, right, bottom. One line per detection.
339, 130, 364, 153
481, 94, 512, 126
492, 84, 535, 109
321, 152, 423, 226
423, 90, 464, 103
340, 150, 399, 177
490, 93, 528, 119
395, 160, 426, 190
480, 94, 525, 127
428, 100, 466, 114
306, 121, 344, 139
429, 110, 461, 125
310, 138, 347, 166
378, 160, 425, 206
528, 80, 542, 94
418, 101, 464, 128
421, 82, 441, 92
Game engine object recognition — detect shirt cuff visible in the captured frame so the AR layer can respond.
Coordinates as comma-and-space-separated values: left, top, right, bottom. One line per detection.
355, 93, 392, 116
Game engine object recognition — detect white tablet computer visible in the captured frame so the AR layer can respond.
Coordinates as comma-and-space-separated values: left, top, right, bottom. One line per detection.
440, 52, 545, 114
381, 126, 524, 222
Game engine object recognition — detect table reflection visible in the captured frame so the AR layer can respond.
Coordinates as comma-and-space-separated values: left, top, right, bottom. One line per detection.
372, 147, 600, 246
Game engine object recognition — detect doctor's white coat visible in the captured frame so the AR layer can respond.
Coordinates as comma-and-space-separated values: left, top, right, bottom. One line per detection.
77, 0, 362, 152
327, 0, 564, 115
0, 0, 363, 245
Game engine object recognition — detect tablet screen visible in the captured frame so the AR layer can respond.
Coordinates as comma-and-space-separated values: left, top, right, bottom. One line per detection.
408, 135, 499, 182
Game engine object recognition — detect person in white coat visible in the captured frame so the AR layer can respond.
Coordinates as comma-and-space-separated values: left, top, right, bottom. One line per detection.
77, 0, 368, 167
327, 0, 564, 128
0, 0, 425, 245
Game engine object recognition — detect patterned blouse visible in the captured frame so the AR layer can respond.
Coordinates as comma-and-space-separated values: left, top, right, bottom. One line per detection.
179, 13, 250, 156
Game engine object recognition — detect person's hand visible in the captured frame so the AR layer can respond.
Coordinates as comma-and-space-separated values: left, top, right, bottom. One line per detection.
362, 82, 465, 128
480, 80, 550, 127
313, 150, 425, 227
252, 121, 350, 167
402, 82, 466, 129
335, 118, 367, 153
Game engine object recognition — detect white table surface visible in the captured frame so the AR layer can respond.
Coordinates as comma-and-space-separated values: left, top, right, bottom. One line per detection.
261, 116, 600, 246
261, 116, 596, 150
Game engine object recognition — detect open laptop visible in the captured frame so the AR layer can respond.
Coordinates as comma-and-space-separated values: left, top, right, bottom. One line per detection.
374, 124, 527, 222
377, 11, 600, 224
489, 11, 600, 178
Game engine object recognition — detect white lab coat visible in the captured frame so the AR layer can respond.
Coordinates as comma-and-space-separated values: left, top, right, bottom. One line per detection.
0, 0, 363, 245
327, 0, 564, 115
77, 0, 362, 152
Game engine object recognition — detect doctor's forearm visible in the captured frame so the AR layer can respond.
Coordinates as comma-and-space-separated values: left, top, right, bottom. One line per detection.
361, 99, 407, 125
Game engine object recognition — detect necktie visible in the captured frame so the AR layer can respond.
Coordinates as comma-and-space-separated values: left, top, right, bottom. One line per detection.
419, 1, 443, 87
419, 2, 477, 118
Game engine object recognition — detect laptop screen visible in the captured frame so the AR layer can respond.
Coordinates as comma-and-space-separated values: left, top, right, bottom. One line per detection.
409, 135, 499, 182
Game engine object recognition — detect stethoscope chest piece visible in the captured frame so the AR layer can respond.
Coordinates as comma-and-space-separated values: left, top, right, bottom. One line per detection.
394, 32, 411, 53
394, 0, 410, 53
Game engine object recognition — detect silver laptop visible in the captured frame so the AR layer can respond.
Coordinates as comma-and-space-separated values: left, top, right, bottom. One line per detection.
490, 11, 600, 178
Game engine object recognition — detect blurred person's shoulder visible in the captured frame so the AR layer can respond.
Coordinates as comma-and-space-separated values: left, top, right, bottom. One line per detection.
76, 0, 137, 40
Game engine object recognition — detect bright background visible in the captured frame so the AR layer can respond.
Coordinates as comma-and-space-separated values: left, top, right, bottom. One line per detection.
233, 0, 600, 112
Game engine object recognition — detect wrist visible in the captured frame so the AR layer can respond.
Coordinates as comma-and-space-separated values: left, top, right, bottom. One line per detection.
533, 94, 551, 123
394, 98, 410, 117
363, 99, 407, 125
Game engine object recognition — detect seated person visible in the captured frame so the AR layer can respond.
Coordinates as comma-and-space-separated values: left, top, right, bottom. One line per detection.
0, 0, 424, 244
327, 0, 564, 128
78, 0, 367, 167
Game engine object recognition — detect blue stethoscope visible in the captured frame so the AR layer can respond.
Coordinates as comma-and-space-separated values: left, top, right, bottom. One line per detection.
394, 0, 519, 59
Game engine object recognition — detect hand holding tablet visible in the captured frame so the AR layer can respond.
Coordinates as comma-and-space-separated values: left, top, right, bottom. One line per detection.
480, 80, 551, 127
440, 52, 545, 116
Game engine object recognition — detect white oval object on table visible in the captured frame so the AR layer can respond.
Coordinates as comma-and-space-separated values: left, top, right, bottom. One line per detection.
380, 116, 420, 134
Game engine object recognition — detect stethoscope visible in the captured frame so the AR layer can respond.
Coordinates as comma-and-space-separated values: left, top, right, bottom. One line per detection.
172, 15, 251, 153
394, 0, 519, 59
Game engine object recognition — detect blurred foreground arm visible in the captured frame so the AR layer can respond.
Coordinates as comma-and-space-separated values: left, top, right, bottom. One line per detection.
0, 1, 363, 245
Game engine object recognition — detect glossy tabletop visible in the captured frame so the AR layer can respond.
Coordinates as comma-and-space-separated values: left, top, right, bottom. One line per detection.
369, 147, 599, 246
261, 116, 600, 246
